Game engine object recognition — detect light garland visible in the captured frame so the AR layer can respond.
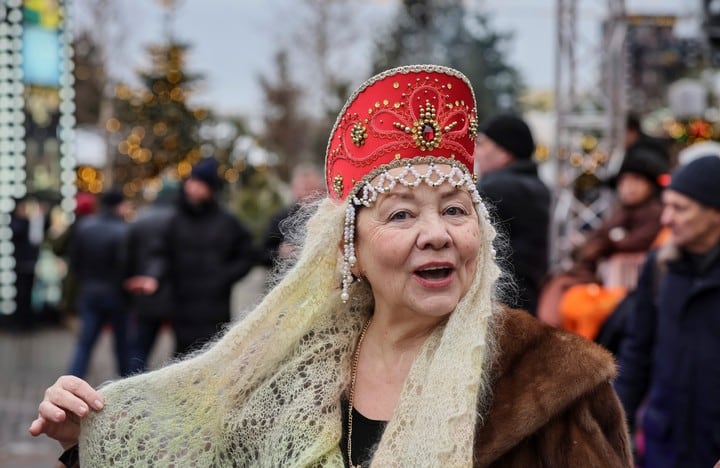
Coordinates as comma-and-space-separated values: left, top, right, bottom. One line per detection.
0, 0, 26, 315
58, 0, 77, 220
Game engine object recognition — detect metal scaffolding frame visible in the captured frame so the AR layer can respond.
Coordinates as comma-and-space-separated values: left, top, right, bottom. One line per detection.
551, 0, 628, 271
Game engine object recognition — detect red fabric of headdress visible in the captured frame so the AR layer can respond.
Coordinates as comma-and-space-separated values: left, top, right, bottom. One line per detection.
325, 65, 478, 200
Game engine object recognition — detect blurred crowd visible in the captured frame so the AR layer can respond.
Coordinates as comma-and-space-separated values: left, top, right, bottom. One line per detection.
2, 157, 327, 378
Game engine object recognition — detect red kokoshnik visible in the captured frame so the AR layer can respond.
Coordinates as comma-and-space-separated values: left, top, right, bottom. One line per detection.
325, 64, 478, 201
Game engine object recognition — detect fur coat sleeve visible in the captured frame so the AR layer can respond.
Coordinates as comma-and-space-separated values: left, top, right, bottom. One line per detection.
474, 309, 633, 467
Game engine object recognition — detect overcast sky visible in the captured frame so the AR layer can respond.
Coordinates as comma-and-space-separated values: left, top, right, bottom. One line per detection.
72, 0, 700, 118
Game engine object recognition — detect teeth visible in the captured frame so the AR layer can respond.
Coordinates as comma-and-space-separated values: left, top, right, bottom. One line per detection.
419, 266, 450, 271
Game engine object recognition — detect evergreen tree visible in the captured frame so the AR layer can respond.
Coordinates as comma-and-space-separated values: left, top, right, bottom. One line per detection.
371, 0, 524, 119
110, 41, 206, 193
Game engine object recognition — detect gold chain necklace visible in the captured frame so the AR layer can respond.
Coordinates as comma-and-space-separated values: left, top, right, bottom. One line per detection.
347, 316, 372, 468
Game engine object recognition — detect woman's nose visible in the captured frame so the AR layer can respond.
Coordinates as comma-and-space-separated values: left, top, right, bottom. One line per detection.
416, 215, 451, 249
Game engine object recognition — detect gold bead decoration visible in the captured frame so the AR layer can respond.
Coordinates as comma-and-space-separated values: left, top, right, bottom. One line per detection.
351, 122, 368, 147
469, 116, 478, 139
333, 174, 344, 198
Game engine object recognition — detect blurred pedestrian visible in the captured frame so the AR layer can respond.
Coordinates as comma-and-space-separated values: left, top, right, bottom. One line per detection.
67, 189, 133, 378
49, 191, 97, 327
475, 114, 550, 314
123, 183, 178, 373
614, 155, 720, 467
8, 196, 47, 331
262, 163, 325, 268
126, 158, 256, 357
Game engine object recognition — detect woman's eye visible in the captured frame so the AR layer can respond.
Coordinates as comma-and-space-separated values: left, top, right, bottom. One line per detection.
389, 210, 410, 221
444, 206, 467, 216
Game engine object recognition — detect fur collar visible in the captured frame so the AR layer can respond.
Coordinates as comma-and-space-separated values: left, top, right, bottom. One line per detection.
475, 308, 617, 464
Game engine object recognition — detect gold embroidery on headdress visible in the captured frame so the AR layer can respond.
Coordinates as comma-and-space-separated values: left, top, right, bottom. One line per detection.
332, 174, 344, 199
469, 116, 478, 139
350, 122, 367, 147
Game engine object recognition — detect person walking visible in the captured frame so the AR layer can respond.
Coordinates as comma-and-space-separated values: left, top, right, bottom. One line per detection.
614, 155, 720, 467
474, 114, 550, 314
49, 191, 97, 327
125, 157, 256, 356
67, 189, 133, 378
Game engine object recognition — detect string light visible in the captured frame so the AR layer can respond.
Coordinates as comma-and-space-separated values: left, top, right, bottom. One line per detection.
0, 0, 25, 315
58, 0, 77, 218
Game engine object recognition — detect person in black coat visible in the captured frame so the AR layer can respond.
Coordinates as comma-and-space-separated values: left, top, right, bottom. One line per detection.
614, 155, 720, 467
127, 158, 256, 357
475, 114, 550, 315
123, 184, 178, 372
67, 190, 133, 378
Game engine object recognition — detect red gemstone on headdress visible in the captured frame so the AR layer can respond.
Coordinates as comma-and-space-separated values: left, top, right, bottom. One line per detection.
422, 123, 435, 141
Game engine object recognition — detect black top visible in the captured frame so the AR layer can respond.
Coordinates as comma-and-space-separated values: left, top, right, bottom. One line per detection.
340, 399, 387, 467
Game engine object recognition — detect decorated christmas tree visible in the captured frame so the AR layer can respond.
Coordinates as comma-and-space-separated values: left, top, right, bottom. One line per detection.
108, 39, 207, 196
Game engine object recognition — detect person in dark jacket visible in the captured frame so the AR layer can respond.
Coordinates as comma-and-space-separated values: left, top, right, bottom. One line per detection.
67, 189, 133, 378
614, 155, 720, 467
123, 184, 178, 372
50, 191, 97, 324
475, 114, 550, 315
126, 158, 256, 357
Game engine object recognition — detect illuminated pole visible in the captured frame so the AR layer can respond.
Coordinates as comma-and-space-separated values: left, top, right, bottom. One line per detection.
58, 0, 77, 219
0, 0, 26, 315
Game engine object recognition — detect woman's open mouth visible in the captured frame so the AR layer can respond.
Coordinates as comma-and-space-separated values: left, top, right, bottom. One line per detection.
415, 266, 453, 280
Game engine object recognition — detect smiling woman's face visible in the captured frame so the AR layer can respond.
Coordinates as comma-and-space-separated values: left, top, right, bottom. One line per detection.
353, 164, 481, 323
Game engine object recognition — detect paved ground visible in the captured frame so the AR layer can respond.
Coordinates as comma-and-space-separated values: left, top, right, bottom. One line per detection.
0, 267, 268, 468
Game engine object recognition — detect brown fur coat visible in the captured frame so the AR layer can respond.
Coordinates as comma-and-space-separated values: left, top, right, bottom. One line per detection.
475, 309, 633, 467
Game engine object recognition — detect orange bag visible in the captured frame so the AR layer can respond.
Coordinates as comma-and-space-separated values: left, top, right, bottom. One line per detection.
559, 283, 627, 340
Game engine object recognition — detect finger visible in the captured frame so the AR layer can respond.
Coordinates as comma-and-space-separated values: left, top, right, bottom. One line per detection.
28, 417, 46, 436
42, 390, 95, 421
38, 400, 70, 422
53, 376, 104, 410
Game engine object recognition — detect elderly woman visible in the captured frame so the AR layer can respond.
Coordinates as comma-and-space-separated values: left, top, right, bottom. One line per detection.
30, 65, 631, 467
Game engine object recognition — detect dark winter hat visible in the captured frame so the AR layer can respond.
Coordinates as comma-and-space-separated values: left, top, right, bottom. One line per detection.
612, 145, 669, 189
190, 157, 222, 190
668, 155, 720, 209
481, 114, 536, 160
100, 188, 125, 207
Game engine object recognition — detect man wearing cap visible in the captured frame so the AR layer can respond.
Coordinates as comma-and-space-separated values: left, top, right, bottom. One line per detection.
475, 114, 550, 315
614, 155, 720, 467
126, 158, 256, 357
